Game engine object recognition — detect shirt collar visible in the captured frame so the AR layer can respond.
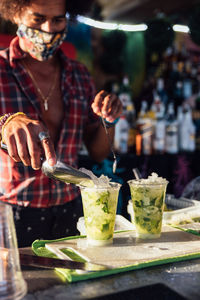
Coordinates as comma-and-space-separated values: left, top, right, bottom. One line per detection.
9, 36, 26, 67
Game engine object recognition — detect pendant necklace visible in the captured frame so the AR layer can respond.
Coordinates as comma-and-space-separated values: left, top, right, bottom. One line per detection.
22, 61, 58, 111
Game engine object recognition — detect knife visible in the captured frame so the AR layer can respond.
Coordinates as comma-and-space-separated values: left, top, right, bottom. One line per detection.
19, 253, 110, 272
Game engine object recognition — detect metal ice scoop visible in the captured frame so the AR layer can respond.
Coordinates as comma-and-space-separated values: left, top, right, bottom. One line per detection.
41, 160, 93, 186
1, 142, 93, 186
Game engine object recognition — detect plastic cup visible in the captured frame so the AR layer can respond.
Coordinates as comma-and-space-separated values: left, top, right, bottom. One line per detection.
79, 183, 121, 246
128, 180, 168, 239
0, 203, 27, 300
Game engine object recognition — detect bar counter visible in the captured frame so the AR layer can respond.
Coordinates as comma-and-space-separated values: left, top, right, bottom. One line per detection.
21, 246, 200, 300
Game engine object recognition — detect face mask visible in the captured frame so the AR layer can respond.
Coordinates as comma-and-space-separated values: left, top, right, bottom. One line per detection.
17, 24, 67, 61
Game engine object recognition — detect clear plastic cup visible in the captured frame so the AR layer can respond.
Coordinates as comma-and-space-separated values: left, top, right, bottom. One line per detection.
128, 179, 168, 239
79, 183, 121, 246
0, 203, 27, 299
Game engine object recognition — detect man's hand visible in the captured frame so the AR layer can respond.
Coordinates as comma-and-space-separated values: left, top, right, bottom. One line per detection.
2, 114, 56, 169
91, 90, 122, 122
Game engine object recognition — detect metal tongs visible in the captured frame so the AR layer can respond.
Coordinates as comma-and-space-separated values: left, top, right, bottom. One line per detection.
41, 160, 94, 186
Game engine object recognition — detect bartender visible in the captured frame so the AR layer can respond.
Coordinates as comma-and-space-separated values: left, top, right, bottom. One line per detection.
0, 0, 122, 246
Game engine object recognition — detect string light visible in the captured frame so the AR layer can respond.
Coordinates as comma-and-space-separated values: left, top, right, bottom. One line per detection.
76, 15, 190, 33
173, 24, 190, 33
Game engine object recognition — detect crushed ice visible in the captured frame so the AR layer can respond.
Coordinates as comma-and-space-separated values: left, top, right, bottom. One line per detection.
130, 172, 168, 185
79, 168, 112, 187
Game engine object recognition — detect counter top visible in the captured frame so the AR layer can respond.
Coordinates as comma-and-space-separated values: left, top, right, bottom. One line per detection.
20, 247, 200, 300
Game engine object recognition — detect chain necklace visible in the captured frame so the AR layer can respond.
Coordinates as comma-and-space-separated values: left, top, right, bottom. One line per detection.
22, 61, 58, 111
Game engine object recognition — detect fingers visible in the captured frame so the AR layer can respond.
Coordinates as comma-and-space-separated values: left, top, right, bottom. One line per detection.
91, 90, 122, 122
40, 137, 56, 166
6, 135, 21, 163
2, 117, 56, 169
102, 94, 122, 122
26, 133, 43, 169
91, 90, 108, 116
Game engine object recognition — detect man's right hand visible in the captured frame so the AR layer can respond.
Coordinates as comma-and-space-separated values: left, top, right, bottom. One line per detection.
1, 114, 56, 170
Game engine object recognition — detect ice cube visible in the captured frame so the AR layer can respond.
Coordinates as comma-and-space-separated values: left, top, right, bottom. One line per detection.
79, 168, 111, 187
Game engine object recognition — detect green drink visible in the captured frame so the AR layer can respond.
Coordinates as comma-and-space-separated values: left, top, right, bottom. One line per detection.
79, 183, 121, 246
128, 173, 168, 239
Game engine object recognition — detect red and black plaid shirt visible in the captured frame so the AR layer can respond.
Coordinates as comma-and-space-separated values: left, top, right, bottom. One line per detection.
0, 37, 98, 208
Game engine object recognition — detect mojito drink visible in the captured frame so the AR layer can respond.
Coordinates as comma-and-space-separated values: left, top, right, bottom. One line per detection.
128, 173, 168, 239
80, 183, 121, 246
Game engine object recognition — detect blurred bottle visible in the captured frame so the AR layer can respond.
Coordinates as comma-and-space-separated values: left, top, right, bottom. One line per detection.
118, 76, 136, 152
183, 79, 193, 100
127, 103, 136, 153
179, 105, 196, 152
173, 81, 184, 112
114, 115, 129, 154
177, 105, 183, 150
156, 78, 168, 106
165, 102, 178, 154
111, 82, 120, 96
119, 76, 133, 117
136, 101, 154, 155
153, 99, 166, 154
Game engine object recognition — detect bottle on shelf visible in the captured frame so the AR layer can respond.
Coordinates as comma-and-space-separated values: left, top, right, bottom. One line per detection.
114, 115, 129, 154
119, 75, 133, 118
153, 101, 166, 154
177, 105, 183, 150
156, 77, 168, 106
173, 81, 184, 111
183, 79, 193, 100
136, 101, 154, 155
165, 102, 178, 154
118, 75, 136, 152
179, 105, 196, 152
111, 82, 120, 96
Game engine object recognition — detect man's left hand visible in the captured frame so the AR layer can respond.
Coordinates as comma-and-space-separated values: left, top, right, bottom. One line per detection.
91, 90, 122, 123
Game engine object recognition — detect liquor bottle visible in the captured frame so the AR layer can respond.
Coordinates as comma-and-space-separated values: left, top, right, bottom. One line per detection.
153, 102, 166, 154
111, 82, 120, 96
156, 77, 168, 106
179, 106, 196, 152
173, 81, 184, 112
118, 76, 136, 152
183, 79, 192, 100
114, 115, 129, 154
119, 76, 133, 118
165, 102, 178, 154
177, 105, 183, 150
127, 103, 136, 153
136, 101, 154, 155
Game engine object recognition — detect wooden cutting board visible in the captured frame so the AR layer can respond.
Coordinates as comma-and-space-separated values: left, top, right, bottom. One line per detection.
45, 226, 200, 269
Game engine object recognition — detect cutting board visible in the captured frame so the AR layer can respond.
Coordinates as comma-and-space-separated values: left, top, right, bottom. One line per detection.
45, 225, 200, 269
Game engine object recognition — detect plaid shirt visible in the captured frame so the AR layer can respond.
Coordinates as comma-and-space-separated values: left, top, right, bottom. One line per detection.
0, 37, 98, 208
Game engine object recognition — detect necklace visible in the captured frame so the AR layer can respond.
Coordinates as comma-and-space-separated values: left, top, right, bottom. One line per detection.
22, 61, 58, 111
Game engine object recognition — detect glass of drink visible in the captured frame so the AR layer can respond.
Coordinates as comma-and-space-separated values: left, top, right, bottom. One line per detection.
79, 182, 121, 246
128, 173, 168, 239
0, 203, 27, 300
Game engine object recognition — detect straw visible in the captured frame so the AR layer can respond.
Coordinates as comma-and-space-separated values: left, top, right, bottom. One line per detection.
132, 168, 142, 180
